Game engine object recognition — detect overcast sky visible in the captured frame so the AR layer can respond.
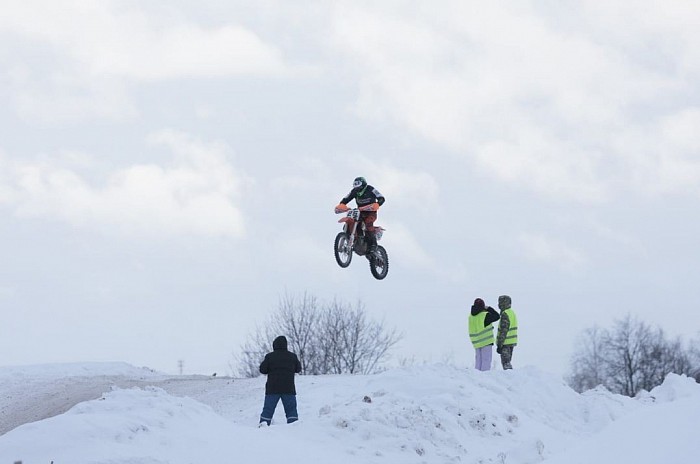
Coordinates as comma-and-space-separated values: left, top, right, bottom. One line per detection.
1, 1, 699, 376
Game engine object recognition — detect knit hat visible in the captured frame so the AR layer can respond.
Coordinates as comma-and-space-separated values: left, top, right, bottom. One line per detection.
472, 298, 485, 312
498, 295, 512, 310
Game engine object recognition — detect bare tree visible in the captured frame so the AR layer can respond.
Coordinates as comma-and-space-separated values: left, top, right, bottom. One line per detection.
232, 293, 402, 377
603, 315, 653, 396
275, 292, 321, 374
688, 334, 700, 382
638, 331, 692, 391
568, 315, 699, 396
325, 300, 401, 374
568, 326, 608, 392
231, 292, 320, 377
231, 326, 271, 378
314, 300, 347, 374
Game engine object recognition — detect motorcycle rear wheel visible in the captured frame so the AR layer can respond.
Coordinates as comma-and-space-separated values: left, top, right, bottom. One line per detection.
369, 245, 389, 280
334, 232, 352, 268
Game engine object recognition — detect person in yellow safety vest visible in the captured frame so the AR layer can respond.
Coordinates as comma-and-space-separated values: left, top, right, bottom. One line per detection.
468, 298, 500, 371
496, 295, 518, 370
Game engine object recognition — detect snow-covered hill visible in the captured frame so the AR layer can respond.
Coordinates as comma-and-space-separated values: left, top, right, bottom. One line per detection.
0, 362, 698, 463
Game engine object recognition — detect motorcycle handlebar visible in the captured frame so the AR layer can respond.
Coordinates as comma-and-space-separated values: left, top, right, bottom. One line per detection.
335, 206, 376, 214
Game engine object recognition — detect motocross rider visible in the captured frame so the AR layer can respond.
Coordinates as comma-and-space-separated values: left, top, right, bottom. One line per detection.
335, 177, 386, 258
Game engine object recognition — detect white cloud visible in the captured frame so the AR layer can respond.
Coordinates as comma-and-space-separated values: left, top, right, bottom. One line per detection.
1, 1, 288, 80
517, 232, 587, 272
614, 108, 700, 196
346, 157, 440, 212
0, 1, 290, 122
7, 69, 139, 123
474, 131, 607, 203
0, 286, 15, 299
0, 130, 248, 238
268, 157, 335, 192
378, 220, 435, 271
327, 1, 700, 202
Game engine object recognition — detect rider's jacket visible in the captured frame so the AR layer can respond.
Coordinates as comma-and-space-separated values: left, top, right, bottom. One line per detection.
340, 185, 385, 208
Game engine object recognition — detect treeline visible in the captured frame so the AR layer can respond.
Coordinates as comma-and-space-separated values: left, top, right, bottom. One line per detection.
568, 314, 700, 396
233, 293, 402, 377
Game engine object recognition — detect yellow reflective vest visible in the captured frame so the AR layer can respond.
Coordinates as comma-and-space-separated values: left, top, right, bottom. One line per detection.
469, 312, 494, 348
502, 308, 518, 345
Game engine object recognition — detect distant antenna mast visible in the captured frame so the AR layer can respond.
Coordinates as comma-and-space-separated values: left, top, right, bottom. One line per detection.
178, 359, 184, 375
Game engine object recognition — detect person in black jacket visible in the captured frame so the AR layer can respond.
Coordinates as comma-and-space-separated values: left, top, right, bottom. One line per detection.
334, 176, 386, 259
468, 298, 500, 371
258, 335, 302, 426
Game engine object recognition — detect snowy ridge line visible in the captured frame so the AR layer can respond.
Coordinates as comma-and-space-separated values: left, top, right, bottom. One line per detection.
0, 363, 699, 464
0, 363, 232, 436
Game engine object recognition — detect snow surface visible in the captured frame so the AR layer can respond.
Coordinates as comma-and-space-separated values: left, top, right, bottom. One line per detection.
0, 362, 698, 464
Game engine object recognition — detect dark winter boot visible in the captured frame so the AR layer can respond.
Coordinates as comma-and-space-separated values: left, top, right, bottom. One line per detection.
366, 232, 378, 260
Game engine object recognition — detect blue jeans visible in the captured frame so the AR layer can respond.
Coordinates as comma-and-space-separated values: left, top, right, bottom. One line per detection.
259, 394, 298, 425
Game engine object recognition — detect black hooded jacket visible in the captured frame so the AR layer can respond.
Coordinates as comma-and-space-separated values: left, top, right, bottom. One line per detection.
471, 303, 500, 327
259, 336, 302, 395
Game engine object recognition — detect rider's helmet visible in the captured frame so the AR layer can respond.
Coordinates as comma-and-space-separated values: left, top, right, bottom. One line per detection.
353, 176, 367, 190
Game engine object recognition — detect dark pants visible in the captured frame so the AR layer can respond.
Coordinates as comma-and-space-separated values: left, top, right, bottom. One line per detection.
360, 211, 377, 234
259, 394, 298, 425
361, 211, 378, 252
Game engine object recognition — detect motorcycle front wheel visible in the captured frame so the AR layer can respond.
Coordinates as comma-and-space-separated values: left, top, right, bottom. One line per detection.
369, 245, 389, 280
334, 232, 353, 268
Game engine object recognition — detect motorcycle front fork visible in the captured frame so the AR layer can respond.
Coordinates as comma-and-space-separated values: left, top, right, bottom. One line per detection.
345, 223, 358, 250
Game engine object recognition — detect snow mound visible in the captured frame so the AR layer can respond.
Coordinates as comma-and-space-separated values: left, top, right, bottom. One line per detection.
299, 365, 631, 463
544, 374, 700, 464
1, 362, 698, 464
0, 387, 232, 462
0, 386, 352, 464
0, 361, 162, 381
640, 373, 700, 403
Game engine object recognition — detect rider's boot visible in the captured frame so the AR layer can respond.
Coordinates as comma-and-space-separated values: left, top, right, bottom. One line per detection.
366, 233, 378, 260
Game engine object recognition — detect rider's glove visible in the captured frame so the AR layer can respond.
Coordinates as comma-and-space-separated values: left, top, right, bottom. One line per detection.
359, 203, 379, 212
335, 203, 349, 214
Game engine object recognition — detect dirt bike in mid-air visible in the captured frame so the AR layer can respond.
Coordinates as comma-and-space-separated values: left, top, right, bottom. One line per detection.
334, 205, 389, 280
